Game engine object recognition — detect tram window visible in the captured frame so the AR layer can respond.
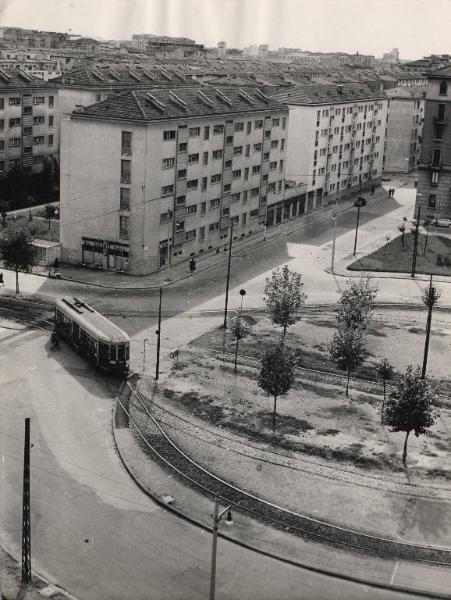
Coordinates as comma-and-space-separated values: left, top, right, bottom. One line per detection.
118, 345, 125, 361
126, 345, 130, 360
110, 345, 117, 361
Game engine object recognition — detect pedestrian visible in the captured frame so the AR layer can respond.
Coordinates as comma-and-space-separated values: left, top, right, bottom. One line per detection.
0, 272, 3, 286
371, 185, 375, 196
388, 188, 392, 197
189, 257, 196, 274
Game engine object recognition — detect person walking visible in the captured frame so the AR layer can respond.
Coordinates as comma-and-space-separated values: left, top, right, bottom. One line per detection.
371, 185, 375, 196
189, 257, 196, 274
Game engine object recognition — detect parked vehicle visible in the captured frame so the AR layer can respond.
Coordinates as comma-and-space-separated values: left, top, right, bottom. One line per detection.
435, 217, 451, 228
54, 296, 130, 375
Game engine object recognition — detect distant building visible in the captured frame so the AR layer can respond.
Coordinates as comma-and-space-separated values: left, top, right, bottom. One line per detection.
384, 86, 426, 173
217, 41, 227, 58
416, 66, 451, 219
381, 48, 400, 65
273, 84, 388, 210
0, 50, 61, 80
0, 68, 58, 175
349, 52, 376, 68
60, 86, 288, 274
0, 27, 67, 50
131, 34, 204, 59
243, 45, 259, 57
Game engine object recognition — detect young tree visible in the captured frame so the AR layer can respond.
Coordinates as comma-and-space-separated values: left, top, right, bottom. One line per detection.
230, 316, 249, 375
44, 204, 56, 229
384, 235, 391, 261
0, 199, 8, 228
398, 222, 406, 250
422, 277, 441, 379
377, 358, 395, 421
264, 265, 307, 341
336, 278, 378, 332
329, 326, 367, 396
382, 365, 435, 468
258, 343, 296, 436
2, 227, 35, 293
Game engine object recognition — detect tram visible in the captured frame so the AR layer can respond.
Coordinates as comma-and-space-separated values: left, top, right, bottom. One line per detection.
55, 296, 130, 375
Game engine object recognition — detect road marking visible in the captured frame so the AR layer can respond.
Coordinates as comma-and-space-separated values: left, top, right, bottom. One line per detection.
390, 561, 400, 585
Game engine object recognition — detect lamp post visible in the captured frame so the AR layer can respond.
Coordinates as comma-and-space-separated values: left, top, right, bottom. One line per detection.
353, 180, 366, 257
209, 497, 233, 600
239, 288, 246, 314
422, 274, 440, 379
223, 223, 234, 329
331, 196, 338, 272
155, 288, 162, 380
411, 206, 421, 278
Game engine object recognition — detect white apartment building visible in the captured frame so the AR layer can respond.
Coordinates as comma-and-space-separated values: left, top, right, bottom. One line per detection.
274, 84, 388, 209
60, 86, 288, 274
0, 67, 58, 175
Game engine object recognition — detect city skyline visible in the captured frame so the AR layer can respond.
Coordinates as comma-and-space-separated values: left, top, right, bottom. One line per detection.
1, 0, 451, 59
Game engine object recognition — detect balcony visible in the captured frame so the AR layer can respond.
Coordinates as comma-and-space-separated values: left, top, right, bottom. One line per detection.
429, 162, 442, 170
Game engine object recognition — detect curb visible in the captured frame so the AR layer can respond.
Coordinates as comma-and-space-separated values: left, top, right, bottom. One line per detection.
326, 265, 451, 284
111, 390, 451, 599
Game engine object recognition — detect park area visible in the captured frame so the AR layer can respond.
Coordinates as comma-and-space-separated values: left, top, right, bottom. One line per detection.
349, 231, 451, 276
156, 306, 451, 482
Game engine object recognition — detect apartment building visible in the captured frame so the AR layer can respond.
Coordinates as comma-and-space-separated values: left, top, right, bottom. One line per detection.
60, 86, 288, 274
0, 67, 58, 175
274, 84, 388, 210
384, 86, 425, 173
415, 66, 451, 219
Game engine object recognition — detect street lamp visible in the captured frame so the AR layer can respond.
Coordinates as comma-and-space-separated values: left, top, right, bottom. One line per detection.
155, 288, 162, 380
223, 223, 234, 329
209, 497, 233, 600
353, 180, 367, 257
330, 197, 338, 272
239, 288, 246, 314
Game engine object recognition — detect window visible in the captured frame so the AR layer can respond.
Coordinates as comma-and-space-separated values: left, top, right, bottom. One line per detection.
0, 120, 3, 131
175, 220, 185, 232
279, 159, 284, 172
252, 165, 261, 175
187, 205, 197, 215
224, 183, 231, 193
199, 226, 205, 241
244, 167, 249, 180
119, 216, 129, 240
428, 194, 436, 208
212, 149, 223, 160
9, 138, 21, 147
211, 174, 221, 184
48, 95, 54, 107
33, 96, 44, 105
253, 142, 262, 152
232, 169, 241, 179
204, 126, 210, 140
254, 120, 263, 129
281, 139, 285, 151
0, 140, 3, 151
162, 157, 175, 169
0, 161, 4, 172
245, 144, 250, 158
434, 125, 443, 141
0, 99, 3, 110
33, 116, 44, 125
120, 188, 130, 211
235, 122, 244, 132
199, 176, 207, 192
188, 153, 199, 164
251, 187, 259, 198
222, 207, 230, 217
48, 135, 54, 146
187, 179, 199, 190
250, 209, 258, 218
121, 131, 132, 155
440, 81, 448, 96
201, 201, 207, 214
213, 124, 224, 135
243, 191, 248, 204
163, 130, 176, 141
33, 135, 44, 144
282, 117, 287, 129
246, 121, 251, 134
431, 172, 439, 185
177, 169, 187, 180
189, 126, 200, 137
176, 195, 186, 206
179, 142, 187, 152
232, 192, 240, 202
264, 130, 271, 139
437, 103, 445, 121
23, 146, 32, 154
224, 160, 232, 169
271, 140, 278, 149
203, 151, 208, 166
9, 118, 21, 127
269, 161, 277, 170
210, 198, 220, 209
432, 148, 441, 167
272, 118, 280, 127
226, 135, 233, 145
48, 115, 54, 127
185, 229, 196, 241
209, 222, 219, 231
9, 97, 20, 105
233, 146, 243, 156
161, 184, 174, 196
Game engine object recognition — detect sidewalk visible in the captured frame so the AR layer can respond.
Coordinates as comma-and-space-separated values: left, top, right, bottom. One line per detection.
22, 185, 391, 290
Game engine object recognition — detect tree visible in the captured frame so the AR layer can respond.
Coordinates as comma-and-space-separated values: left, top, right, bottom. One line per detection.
258, 343, 296, 436
382, 365, 435, 468
264, 265, 307, 341
421, 276, 441, 379
44, 204, 56, 229
0, 199, 8, 228
377, 358, 395, 421
329, 325, 367, 396
230, 316, 249, 375
398, 222, 406, 250
384, 235, 391, 261
336, 278, 378, 332
2, 227, 35, 293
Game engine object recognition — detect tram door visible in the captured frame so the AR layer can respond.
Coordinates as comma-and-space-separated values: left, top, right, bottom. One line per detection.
98, 342, 109, 369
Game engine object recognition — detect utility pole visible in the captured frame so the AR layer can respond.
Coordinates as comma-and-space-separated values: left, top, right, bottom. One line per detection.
422, 274, 440, 379
209, 497, 232, 600
155, 287, 162, 380
331, 197, 338, 272
411, 206, 421, 278
353, 180, 365, 258
223, 224, 234, 329
22, 417, 31, 585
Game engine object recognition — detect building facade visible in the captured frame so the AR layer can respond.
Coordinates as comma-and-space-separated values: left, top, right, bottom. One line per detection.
60, 87, 288, 274
274, 84, 388, 209
0, 68, 58, 175
383, 86, 425, 173
416, 66, 451, 219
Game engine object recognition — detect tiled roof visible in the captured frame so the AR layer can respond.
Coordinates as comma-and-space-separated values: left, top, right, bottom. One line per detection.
429, 65, 451, 78
72, 86, 286, 123
273, 83, 386, 105
386, 86, 427, 99
0, 67, 53, 89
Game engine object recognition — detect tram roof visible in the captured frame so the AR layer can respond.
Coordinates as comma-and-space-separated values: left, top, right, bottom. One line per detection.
56, 297, 130, 344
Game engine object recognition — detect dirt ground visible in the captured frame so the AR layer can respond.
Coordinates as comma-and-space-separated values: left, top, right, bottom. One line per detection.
161, 308, 451, 481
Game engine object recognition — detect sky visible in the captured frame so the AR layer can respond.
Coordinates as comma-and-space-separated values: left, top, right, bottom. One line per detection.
0, 0, 450, 59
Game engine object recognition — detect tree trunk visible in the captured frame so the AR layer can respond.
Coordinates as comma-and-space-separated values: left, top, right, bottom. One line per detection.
345, 366, 351, 397
48, 218, 51, 229
234, 337, 239, 375
15, 267, 19, 294
381, 380, 386, 424
272, 396, 278, 438
402, 430, 410, 468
